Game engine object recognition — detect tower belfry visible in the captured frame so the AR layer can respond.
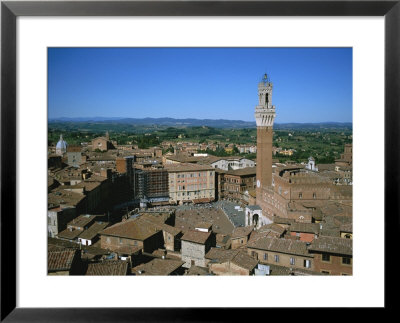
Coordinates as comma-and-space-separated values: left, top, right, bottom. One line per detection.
255, 73, 276, 200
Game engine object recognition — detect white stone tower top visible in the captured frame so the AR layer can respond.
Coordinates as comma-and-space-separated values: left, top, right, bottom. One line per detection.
255, 73, 276, 127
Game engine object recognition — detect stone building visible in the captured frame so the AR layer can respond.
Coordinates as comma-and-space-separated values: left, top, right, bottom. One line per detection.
181, 230, 214, 268
67, 146, 84, 168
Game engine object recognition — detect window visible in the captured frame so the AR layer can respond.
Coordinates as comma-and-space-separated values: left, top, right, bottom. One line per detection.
263, 253, 268, 261
342, 257, 352, 265
299, 193, 302, 199
321, 270, 330, 275
119, 238, 123, 244
322, 254, 331, 262
313, 192, 316, 199
304, 259, 311, 268
274, 255, 279, 263
290, 257, 295, 265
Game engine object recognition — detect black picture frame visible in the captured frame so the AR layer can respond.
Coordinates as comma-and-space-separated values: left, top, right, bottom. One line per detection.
1, 0, 398, 321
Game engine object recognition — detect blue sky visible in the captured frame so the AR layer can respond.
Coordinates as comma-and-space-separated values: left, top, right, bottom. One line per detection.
48, 48, 352, 123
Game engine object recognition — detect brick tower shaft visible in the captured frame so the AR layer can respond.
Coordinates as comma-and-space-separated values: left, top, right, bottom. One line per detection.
254, 73, 276, 203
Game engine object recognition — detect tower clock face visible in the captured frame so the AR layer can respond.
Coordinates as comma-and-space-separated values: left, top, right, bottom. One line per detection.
257, 180, 260, 188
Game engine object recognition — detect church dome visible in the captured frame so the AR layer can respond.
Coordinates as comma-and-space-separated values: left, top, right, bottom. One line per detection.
56, 135, 68, 155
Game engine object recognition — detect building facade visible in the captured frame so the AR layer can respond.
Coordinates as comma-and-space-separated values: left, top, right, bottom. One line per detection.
165, 163, 215, 204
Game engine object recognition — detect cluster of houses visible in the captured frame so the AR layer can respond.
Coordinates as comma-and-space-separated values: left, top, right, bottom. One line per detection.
48, 203, 352, 276
48, 132, 352, 276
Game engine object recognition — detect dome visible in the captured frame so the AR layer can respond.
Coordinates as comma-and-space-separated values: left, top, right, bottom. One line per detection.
56, 135, 68, 155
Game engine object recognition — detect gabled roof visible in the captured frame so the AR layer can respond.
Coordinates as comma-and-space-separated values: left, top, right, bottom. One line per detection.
86, 260, 128, 276
290, 223, 320, 234
48, 249, 79, 272
225, 167, 256, 176
258, 223, 286, 236
68, 214, 96, 228
100, 218, 159, 241
231, 225, 254, 239
308, 236, 352, 256
133, 258, 184, 275
181, 230, 212, 244
57, 228, 83, 240
247, 236, 311, 257
205, 248, 257, 271
230, 251, 258, 271
79, 221, 109, 240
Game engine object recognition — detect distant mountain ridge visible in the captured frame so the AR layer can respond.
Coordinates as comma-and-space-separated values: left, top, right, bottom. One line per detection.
48, 117, 352, 129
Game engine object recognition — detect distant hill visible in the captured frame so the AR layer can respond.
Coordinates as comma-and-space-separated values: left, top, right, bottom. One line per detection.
48, 117, 256, 128
274, 122, 352, 130
48, 117, 351, 129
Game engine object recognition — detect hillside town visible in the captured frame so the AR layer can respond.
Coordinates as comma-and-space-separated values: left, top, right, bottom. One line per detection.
48, 75, 352, 276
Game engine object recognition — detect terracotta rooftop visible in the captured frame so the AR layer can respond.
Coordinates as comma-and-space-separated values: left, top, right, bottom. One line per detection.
133, 258, 184, 275
205, 248, 258, 271
86, 260, 128, 276
290, 223, 320, 234
225, 167, 256, 177
247, 236, 311, 257
78, 221, 109, 240
100, 218, 159, 241
181, 230, 212, 244
231, 225, 254, 239
48, 249, 79, 272
258, 223, 286, 237
48, 189, 86, 208
68, 214, 96, 229
230, 251, 258, 271
57, 228, 83, 240
309, 236, 352, 256
205, 248, 239, 263
185, 265, 211, 276
67, 146, 81, 152
164, 162, 214, 172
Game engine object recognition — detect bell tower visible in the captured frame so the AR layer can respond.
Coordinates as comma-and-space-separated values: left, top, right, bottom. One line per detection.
255, 73, 276, 201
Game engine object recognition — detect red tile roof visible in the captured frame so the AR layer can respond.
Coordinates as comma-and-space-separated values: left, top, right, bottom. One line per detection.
181, 230, 211, 244
48, 249, 79, 272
